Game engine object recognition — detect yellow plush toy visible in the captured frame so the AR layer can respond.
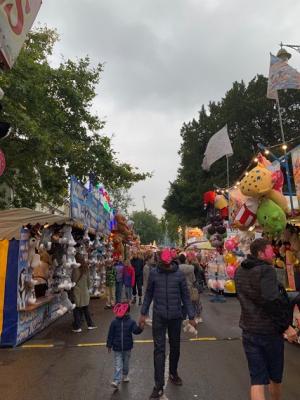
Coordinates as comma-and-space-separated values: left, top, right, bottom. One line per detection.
240, 166, 273, 197
214, 195, 228, 210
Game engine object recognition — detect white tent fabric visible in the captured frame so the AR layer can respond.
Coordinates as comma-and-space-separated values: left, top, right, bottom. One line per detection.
0, 208, 71, 240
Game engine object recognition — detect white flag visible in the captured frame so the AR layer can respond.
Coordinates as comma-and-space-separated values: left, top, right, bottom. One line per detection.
202, 125, 233, 171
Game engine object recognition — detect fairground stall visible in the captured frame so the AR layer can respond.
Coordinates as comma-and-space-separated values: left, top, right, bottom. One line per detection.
0, 176, 115, 347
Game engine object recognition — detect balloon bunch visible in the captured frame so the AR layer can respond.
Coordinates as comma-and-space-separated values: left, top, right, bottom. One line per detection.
206, 216, 227, 249
234, 154, 287, 237
223, 238, 239, 279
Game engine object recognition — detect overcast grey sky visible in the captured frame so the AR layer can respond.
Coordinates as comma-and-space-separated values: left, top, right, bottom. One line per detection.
36, 0, 300, 216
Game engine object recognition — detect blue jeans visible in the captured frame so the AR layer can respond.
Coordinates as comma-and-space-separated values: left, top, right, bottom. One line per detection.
125, 286, 133, 301
113, 350, 131, 383
115, 281, 123, 304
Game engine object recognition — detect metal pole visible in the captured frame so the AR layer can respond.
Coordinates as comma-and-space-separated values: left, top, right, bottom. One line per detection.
142, 195, 146, 211
226, 154, 231, 225
226, 155, 230, 189
276, 96, 294, 213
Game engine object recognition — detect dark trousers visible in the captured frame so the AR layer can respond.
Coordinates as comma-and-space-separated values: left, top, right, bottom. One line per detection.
152, 314, 182, 390
73, 306, 94, 329
133, 276, 143, 297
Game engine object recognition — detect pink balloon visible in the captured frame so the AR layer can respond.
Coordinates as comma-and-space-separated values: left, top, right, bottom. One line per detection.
226, 264, 236, 279
224, 239, 237, 251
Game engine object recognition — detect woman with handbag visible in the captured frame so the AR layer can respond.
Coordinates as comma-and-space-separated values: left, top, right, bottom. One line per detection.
71, 255, 97, 333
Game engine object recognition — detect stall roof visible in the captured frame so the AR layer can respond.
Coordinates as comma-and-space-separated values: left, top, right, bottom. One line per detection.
0, 208, 71, 240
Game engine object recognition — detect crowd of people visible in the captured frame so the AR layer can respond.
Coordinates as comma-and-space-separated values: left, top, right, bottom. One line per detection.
68, 241, 300, 400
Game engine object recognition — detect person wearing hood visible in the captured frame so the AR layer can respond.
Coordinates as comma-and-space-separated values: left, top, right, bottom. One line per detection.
139, 248, 196, 400
107, 303, 144, 390
235, 238, 297, 400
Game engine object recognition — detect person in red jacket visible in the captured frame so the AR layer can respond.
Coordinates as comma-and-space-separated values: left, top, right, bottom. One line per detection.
123, 259, 135, 303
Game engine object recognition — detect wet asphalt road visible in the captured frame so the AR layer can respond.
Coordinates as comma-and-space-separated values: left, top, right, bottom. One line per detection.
1, 293, 300, 400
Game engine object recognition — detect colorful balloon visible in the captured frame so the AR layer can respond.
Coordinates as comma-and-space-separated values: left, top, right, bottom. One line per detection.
224, 238, 238, 251
224, 253, 237, 265
226, 264, 236, 279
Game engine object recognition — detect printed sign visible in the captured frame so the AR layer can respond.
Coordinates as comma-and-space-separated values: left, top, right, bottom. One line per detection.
0, 1, 42, 69
70, 176, 111, 233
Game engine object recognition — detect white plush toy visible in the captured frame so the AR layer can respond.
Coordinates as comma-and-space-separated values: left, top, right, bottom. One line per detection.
57, 295, 73, 316
183, 320, 198, 336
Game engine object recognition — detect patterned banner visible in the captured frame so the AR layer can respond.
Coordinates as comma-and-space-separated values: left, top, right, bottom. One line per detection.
291, 145, 300, 208
267, 53, 300, 100
70, 176, 111, 233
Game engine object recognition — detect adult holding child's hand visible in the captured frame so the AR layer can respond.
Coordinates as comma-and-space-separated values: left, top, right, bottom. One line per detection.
140, 248, 195, 400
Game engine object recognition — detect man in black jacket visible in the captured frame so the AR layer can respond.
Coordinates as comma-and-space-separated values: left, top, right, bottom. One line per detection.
139, 248, 196, 400
131, 251, 144, 305
235, 238, 297, 400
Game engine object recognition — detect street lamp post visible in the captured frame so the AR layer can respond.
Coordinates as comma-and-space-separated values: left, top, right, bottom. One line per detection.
142, 195, 146, 211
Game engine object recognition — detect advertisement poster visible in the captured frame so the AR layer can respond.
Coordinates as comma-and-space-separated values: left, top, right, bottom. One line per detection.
70, 176, 111, 233
0, 0, 42, 69
291, 145, 300, 208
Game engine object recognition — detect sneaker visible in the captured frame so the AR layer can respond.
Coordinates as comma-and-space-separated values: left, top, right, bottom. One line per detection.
138, 297, 142, 306
88, 326, 97, 330
149, 387, 164, 399
169, 374, 183, 386
111, 381, 119, 389
72, 328, 82, 333
123, 375, 130, 383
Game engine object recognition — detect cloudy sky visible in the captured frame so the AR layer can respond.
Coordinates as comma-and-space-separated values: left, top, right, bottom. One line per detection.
36, 0, 300, 216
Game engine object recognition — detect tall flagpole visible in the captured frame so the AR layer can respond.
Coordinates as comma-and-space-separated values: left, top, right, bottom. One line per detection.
226, 154, 231, 225
276, 95, 294, 214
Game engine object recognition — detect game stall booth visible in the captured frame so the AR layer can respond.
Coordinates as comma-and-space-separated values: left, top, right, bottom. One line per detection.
0, 176, 115, 347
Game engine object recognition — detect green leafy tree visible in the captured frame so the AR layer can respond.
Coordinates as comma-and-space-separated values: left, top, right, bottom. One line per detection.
164, 75, 300, 225
131, 210, 163, 244
0, 27, 149, 209
110, 188, 135, 217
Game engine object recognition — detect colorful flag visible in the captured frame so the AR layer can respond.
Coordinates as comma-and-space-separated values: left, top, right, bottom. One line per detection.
202, 125, 233, 171
267, 53, 300, 100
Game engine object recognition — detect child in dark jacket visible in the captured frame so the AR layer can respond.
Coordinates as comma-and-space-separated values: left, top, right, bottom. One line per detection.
123, 259, 135, 303
107, 303, 143, 389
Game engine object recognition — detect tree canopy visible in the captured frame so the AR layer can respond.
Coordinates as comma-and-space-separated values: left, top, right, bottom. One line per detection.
130, 210, 163, 245
163, 75, 300, 226
0, 27, 149, 209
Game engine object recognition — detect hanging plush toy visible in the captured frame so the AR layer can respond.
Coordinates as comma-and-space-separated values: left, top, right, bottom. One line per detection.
240, 166, 273, 197
265, 189, 288, 213
234, 198, 258, 230
214, 195, 228, 210
203, 191, 216, 209
257, 199, 287, 236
